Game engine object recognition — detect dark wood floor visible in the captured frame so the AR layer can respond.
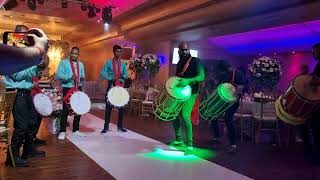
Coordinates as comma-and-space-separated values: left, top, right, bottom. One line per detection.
0, 121, 115, 180
1, 108, 319, 180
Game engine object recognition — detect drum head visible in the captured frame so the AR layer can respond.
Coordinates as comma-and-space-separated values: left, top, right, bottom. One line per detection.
218, 83, 237, 102
70, 91, 91, 115
33, 94, 53, 116
293, 75, 320, 102
107, 86, 130, 107
165, 76, 192, 100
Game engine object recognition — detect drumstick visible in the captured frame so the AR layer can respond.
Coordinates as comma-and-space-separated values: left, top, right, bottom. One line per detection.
231, 68, 236, 84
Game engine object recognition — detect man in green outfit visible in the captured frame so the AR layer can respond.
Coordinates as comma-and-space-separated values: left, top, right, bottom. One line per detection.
171, 42, 205, 152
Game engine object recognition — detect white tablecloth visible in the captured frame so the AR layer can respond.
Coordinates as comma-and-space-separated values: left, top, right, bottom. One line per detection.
241, 100, 275, 116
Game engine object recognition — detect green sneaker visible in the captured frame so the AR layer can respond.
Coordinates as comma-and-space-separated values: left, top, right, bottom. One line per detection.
184, 146, 194, 155
169, 140, 185, 146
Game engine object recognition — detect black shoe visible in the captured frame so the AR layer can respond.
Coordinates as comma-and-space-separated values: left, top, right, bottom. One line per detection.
211, 138, 222, 144
117, 127, 127, 132
34, 138, 46, 145
227, 146, 238, 154
22, 150, 46, 159
5, 157, 29, 167
101, 127, 109, 133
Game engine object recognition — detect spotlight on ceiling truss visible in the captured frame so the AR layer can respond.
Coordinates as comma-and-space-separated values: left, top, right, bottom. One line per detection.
61, 0, 67, 8
27, 0, 36, 10
80, 2, 87, 11
3, 0, 18, 10
102, 6, 112, 24
87, 5, 96, 18
37, 0, 44, 5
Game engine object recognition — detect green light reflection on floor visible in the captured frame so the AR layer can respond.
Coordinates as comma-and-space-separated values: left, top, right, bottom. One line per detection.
139, 146, 217, 163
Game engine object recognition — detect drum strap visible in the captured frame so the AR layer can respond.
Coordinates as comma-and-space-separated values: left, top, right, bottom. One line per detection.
112, 59, 123, 87
63, 87, 76, 103
69, 59, 80, 89
30, 77, 42, 97
178, 56, 192, 76
63, 60, 80, 104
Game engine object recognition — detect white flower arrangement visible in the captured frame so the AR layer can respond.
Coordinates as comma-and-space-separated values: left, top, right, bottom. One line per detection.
248, 56, 282, 91
131, 53, 161, 77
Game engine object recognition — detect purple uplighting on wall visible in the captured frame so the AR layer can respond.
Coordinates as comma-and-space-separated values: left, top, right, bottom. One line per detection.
209, 19, 320, 55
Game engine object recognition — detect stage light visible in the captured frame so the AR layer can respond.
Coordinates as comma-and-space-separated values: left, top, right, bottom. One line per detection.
27, 0, 36, 10
37, 0, 44, 4
61, 0, 67, 8
3, 0, 18, 10
87, 5, 96, 18
102, 6, 112, 24
81, 3, 87, 11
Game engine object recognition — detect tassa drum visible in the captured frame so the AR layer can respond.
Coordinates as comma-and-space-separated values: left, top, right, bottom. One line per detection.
200, 83, 237, 121
275, 75, 320, 125
153, 76, 192, 121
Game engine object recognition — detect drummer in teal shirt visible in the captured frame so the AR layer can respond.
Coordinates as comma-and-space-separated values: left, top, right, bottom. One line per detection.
3, 65, 40, 89
3, 61, 46, 167
55, 47, 86, 140
100, 45, 129, 134
100, 57, 128, 90
56, 59, 85, 88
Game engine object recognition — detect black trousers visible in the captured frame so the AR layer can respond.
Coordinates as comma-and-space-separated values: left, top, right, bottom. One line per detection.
104, 86, 124, 129
104, 103, 124, 129
300, 112, 320, 162
10, 89, 37, 155
211, 100, 240, 145
60, 87, 82, 132
34, 114, 43, 139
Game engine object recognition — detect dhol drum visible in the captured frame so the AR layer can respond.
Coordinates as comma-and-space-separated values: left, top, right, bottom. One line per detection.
107, 86, 130, 107
200, 83, 237, 121
275, 75, 320, 125
153, 76, 192, 121
64, 88, 91, 115
33, 93, 53, 116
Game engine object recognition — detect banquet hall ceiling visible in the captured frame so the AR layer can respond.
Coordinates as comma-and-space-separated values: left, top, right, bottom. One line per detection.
1, 0, 320, 45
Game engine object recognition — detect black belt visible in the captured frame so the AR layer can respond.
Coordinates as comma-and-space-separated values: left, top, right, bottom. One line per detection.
6, 88, 31, 94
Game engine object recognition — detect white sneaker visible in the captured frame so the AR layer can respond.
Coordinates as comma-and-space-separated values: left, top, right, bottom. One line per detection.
58, 132, 66, 140
73, 131, 87, 137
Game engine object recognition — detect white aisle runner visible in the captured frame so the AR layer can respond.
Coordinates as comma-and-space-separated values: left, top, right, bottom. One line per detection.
66, 113, 253, 180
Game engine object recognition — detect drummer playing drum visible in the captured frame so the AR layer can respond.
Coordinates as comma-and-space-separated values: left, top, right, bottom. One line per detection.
170, 42, 205, 153
56, 47, 87, 140
100, 45, 129, 133
300, 43, 320, 166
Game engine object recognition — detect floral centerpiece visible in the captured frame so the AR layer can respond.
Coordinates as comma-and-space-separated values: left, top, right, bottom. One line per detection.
131, 54, 161, 77
131, 54, 161, 87
43, 79, 63, 134
248, 56, 282, 93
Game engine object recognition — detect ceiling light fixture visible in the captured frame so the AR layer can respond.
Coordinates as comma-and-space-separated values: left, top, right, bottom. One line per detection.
81, 3, 87, 11
61, 0, 67, 8
3, 0, 18, 10
27, 0, 36, 10
102, 6, 112, 24
37, 0, 44, 4
87, 5, 96, 18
